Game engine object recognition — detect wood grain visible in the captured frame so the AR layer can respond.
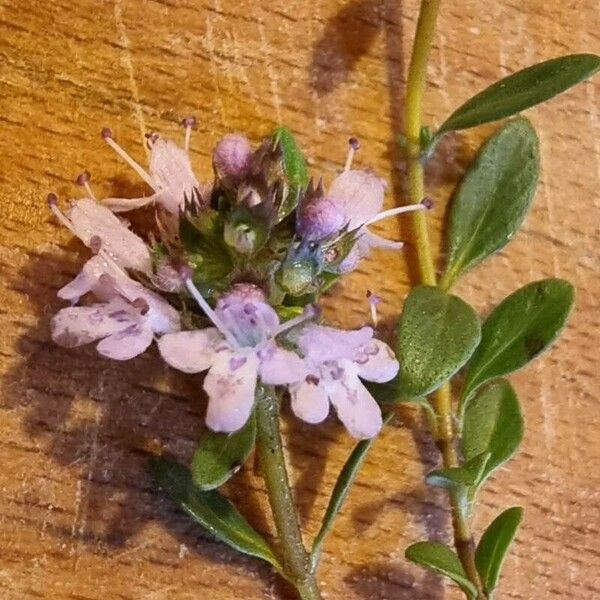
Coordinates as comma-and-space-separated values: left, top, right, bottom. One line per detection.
0, 1, 598, 598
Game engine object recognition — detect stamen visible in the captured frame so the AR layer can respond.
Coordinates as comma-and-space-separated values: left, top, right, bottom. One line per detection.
363, 200, 433, 227
47, 193, 76, 234
344, 137, 360, 171
75, 170, 96, 199
102, 127, 156, 190
180, 269, 240, 348
273, 304, 321, 337
181, 116, 197, 152
367, 290, 382, 326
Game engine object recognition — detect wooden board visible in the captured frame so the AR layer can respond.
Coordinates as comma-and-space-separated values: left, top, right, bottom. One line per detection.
0, 0, 598, 598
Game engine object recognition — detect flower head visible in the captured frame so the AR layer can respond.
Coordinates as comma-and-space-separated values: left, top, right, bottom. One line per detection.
288, 324, 399, 439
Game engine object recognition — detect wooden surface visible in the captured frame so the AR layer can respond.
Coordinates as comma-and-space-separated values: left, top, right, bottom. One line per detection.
0, 1, 598, 598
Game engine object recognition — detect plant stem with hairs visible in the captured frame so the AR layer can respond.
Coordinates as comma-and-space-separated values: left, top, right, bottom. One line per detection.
255, 386, 322, 600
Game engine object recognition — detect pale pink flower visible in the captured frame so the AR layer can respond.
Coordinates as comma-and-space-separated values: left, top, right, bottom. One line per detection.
288, 324, 399, 439
297, 138, 432, 271
158, 281, 310, 433
49, 195, 180, 359
101, 125, 203, 215
52, 267, 180, 360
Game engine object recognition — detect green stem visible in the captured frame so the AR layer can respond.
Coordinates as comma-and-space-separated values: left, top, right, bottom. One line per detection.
403, 1, 485, 598
255, 386, 322, 600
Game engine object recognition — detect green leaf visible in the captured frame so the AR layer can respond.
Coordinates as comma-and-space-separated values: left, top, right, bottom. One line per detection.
273, 127, 308, 221
462, 380, 523, 489
441, 118, 539, 289
396, 286, 481, 398
462, 279, 574, 402
437, 54, 600, 135
151, 456, 281, 570
405, 542, 477, 599
311, 414, 390, 568
476, 507, 523, 594
191, 414, 256, 490
426, 452, 491, 489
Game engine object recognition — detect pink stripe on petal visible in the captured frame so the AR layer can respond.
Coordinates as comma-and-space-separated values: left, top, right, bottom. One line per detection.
96, 323, 154, 360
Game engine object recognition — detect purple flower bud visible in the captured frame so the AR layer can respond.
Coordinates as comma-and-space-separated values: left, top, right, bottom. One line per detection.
213, 134, 252, 181
296, 197, 345, 241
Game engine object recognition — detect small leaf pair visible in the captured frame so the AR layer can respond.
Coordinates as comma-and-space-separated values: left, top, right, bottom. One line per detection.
406, 506, 523, 598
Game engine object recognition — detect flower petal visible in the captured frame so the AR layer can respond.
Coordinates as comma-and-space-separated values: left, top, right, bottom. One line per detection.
57, 255, 123, 303
68, 199, 152, 273
204, 350, 259, 433
354, 339, 399, 383
96, 322, 154, 360
157, 328, 222, 373
109, 275, 181, 335
328, 170, 385, 229
290, 379, 330, 424
51, 298, 138, 348
327, 373, 383, 439
258, 344, 307, 385
297, 324, 373, 362
149, 138, 201, 214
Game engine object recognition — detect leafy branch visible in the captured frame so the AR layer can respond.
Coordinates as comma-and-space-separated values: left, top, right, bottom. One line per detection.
396, 1, 597, 598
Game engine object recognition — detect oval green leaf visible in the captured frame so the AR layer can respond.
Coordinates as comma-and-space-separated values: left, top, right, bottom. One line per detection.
405, 542, 477, 599
462, 379, 523, 489
441, 118, 539, 289
437, 54, 600, 135
462, 278, 574, 402
397, 286, 481, 398
273, 127, 308, 221
475, 507, 523, 594
151, 456, 281, 570
192, 414, 256, 490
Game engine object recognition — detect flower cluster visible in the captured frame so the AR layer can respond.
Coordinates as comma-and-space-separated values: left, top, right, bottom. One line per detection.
48, 122, 428, 438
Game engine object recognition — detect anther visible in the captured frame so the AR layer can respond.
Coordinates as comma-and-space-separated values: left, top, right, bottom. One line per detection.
132, 297, 150, 315
47, 192, 58, 208
422, 197, 434, 210
89, 235, 102, 255
75, 170, 96, 199
101, 127, 113, 140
